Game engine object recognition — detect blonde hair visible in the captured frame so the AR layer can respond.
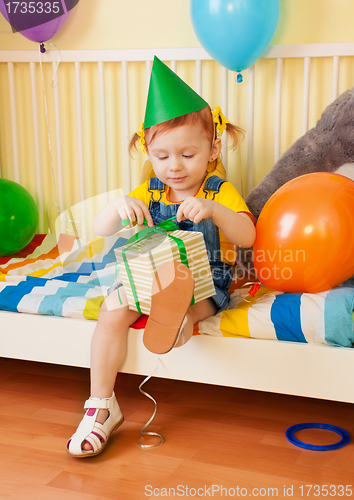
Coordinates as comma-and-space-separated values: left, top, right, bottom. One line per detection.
129, 106, 244, 174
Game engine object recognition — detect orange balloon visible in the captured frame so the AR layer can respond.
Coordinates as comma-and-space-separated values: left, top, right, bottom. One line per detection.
253, 172, 354, 293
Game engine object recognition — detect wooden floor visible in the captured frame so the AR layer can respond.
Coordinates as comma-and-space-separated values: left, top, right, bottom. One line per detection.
1, 358, 354, 500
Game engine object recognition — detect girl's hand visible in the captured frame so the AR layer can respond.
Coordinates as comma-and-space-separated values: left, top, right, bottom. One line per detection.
115, 196, 153, 227
176, 198, 256, 248
176, 197, 215, 224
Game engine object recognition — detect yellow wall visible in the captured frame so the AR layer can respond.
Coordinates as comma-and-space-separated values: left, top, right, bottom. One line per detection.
1, 0, 354, 50
0, 1, 354, 236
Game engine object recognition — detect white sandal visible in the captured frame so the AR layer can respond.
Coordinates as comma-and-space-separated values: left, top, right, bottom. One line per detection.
67, 392, 124, 458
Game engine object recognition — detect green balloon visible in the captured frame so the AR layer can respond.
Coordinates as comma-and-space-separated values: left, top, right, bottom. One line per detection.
0, 179, 39, 257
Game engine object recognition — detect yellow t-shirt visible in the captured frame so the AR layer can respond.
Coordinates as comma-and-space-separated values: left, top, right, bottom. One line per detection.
128, 173, 253, 266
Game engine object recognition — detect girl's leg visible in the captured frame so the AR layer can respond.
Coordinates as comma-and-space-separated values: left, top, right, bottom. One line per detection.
90, 287, 141, 404
82, 287, 141, 450
174, 297, 217, 348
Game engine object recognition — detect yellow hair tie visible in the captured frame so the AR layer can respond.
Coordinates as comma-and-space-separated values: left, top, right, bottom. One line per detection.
137, 122, 146, 153
211, 105, 229, 138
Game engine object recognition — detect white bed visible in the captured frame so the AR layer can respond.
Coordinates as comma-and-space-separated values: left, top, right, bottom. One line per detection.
1, 43, 354, 404
2, 309, 354, 404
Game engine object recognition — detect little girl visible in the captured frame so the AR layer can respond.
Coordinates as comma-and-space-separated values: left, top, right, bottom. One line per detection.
67, 57, 256, 457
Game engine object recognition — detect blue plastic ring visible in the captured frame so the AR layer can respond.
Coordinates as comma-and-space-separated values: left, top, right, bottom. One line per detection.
286, 423, 350, 451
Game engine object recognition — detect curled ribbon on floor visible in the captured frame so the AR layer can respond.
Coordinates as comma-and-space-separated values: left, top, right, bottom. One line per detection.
138, 357, 165, 449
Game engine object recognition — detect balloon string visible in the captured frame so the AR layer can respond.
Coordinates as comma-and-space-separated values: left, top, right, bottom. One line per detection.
38, 43, 81, 239
49, 42, 62, 88
235, 79, 245, 199
38, 43, 60, 233
39, 41, 62, 86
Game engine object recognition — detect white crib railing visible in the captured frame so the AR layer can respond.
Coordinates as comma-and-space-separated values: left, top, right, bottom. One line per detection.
1, 43, 354, 239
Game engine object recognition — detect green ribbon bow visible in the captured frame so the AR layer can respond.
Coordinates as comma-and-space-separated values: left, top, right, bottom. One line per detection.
120, 217, 194, 314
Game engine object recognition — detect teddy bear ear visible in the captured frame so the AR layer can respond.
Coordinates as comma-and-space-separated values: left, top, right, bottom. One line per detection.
245, 86, 354, 221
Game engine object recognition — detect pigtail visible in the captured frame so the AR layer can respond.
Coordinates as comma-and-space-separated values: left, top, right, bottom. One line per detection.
129, 122, 147, 157
224, 122, 245, 151
211, 105, 245, 151
129, 132, 140, 156
207, 107, 245, 176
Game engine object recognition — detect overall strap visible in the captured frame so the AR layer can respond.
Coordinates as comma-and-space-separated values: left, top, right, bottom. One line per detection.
203, 175, 227, 200
148, 177, 165, 201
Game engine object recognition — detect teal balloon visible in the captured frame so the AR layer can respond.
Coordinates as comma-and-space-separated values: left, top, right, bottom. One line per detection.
0, 179, 39, 257
190, 0, 280, 73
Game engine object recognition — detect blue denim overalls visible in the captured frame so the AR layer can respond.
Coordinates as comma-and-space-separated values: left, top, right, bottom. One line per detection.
148, 175, 233, 312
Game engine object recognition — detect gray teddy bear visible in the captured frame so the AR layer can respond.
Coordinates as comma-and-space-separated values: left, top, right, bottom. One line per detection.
238, 86, 354, 283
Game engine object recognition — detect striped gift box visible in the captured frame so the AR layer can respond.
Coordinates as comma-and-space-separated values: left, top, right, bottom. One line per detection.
115, 230, 215, 315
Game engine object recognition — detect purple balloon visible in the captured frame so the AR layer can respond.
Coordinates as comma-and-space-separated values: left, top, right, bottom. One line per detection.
19, 14, 70, 43
0, 0, 71, 43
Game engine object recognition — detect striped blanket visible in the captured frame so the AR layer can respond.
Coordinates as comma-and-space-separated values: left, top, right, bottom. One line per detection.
0, 234, 124, 320
1, 234, 353, 347
197, 285, 354, 347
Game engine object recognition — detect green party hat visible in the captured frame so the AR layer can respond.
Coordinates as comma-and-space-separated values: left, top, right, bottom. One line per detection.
144, 56, 208, 129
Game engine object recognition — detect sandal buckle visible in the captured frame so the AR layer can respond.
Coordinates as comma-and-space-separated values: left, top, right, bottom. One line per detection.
84, 397, 111, 410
